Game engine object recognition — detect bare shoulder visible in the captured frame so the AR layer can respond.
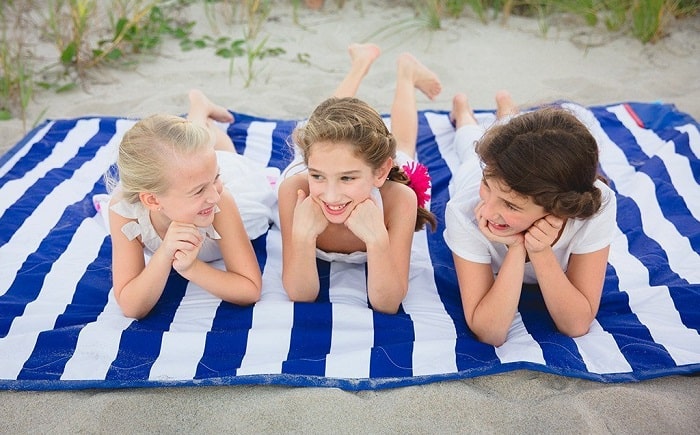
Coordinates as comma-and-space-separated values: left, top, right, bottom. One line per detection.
278, 172, 309, 198
380, 181, 417, 219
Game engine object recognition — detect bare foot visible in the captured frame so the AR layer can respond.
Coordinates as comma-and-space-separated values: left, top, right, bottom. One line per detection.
450, 93, 478, 128
397, 53, 442, 100
188, 89, 234, 124
495, 90, 518, 119
348, 43, 381, 76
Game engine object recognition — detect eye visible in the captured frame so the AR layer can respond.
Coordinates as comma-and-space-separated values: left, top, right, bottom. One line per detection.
341, 176, 355, 182
505, 202, 519, 211
309, 173, 323, 181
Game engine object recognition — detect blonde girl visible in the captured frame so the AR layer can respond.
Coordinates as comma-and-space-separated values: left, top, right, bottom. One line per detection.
108, 91, 271, 318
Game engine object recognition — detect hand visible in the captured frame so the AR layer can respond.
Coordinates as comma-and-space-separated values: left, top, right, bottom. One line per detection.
293, 189, 328, 238
345, 197, 386, 244
474, 200, 524, 247
524, 215, 564, 253
160, 221, 203, 272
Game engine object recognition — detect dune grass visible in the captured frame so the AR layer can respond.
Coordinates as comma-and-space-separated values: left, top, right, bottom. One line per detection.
1, 0, 697, 131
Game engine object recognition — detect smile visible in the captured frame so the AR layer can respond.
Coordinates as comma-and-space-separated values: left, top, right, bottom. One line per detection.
488, 220, 509, 232
324, 201, 350, 215
199, 206, 215, 216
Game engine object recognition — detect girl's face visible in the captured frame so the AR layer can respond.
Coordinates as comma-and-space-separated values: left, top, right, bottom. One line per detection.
154, 147, 223, 227
478, 176, 548, 236
306, 141, 387, 224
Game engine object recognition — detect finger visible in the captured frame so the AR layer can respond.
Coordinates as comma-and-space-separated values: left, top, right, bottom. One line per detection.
296, 189, 307, 206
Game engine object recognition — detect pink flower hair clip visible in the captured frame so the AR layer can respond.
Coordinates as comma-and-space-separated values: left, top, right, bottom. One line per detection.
402, 161, 432, 209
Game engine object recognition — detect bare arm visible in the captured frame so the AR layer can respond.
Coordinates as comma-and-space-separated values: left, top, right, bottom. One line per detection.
178, 190, 262, 305
348, 183, 416, 314
524, 215, 606, 337
454, 244, 526, 346
109, 203, 194, 319
529, 246, 608, 337
278, 174, 324, 302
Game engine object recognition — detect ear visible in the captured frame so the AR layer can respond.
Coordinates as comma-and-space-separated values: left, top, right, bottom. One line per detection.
139, 192, 161, 211
373, 157, 394, 188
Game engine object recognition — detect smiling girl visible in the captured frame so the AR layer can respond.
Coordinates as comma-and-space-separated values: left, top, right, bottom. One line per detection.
277, 44, 438, 313
444, 92, 617, 346
107, 90, 271, 318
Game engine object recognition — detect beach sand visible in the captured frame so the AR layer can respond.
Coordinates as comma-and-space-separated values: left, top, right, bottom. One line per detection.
1, 2, 699, 433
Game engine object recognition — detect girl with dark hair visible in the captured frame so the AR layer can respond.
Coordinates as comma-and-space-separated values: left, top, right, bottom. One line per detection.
445, 92, 617, 346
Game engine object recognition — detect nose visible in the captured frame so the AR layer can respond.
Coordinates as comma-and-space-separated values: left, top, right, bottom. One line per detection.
206, 183, 221, 204
323, 181, 341, 203
480, 198, 499, 221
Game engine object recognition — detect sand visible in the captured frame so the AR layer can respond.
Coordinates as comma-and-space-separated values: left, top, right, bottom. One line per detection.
1, 2, 699, 433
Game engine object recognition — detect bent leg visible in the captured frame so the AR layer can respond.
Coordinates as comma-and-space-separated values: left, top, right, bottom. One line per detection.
391, 53, 441, 159
332, 43, 381, 98
187, 89, 236, 153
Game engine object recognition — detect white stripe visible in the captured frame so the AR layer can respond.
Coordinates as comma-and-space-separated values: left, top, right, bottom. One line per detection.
425, 112, 460, 175
244, 121, 276, 165
0, 119, 97, 216
570, 104, 700, 283
61, 291, 133, 380
149, 265, 223, 381
495, 313, 546, 364
328, 262, 369, 306
401, 231, 458, 376
676, 123, 700, 158
0, 121, 54, 178
0, 119, 132, 296
574, 320, 633, 374
608, 105, 700, 220
236, 300, 294, 375
0, 217, 106, 379
608, 227, 700, 366
325, 304, 373, 378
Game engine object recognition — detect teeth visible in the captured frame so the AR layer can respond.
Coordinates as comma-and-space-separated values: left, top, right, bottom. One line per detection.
327, 204, 346, 211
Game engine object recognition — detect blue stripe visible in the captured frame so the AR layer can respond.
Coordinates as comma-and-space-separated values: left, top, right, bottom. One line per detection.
0, 192, 101, 338
315, 259, 331, 303
0, 119, 113, 245
657, 128, 700, 183
370, 312, 414, 378
105, 271, 188, 380
282, 302, 332, 376
16, 237, 111, 380
195, 304, 255, 379
0, 120, 77, 191
518, 285, 588, 373
598, 265, 678, 370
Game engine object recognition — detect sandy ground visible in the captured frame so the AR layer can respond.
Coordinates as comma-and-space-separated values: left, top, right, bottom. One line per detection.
1, 2, 699, 433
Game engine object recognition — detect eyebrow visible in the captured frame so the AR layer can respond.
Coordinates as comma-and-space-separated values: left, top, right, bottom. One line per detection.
307, 167, 363, 176
484, 177, 527, 210
186, 168, 220, 195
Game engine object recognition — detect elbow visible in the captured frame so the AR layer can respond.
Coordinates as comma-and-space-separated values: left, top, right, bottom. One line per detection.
283, 285, 318, 303
119, 304, 149, 320
372, 302, 401, 315
466, 315, 508, 347
558, 320, 592, 338
474, 330, 508, 347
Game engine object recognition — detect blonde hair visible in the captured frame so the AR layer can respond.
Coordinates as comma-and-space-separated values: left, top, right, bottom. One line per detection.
292, 97, 437, 231
114, 114, 213, 203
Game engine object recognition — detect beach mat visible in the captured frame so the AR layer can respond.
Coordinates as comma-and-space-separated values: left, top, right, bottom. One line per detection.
1, 102, 699, 391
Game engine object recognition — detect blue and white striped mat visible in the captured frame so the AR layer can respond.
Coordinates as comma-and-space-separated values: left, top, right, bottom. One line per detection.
1, 102, 698, 390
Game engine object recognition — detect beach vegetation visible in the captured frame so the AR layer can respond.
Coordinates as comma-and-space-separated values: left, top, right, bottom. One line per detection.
412, 0, 699, 43
1, 0, 698, 132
